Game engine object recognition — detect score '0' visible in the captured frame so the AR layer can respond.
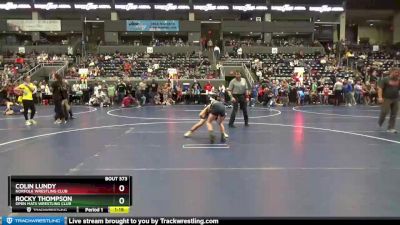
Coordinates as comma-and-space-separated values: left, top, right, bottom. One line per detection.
119, 185, 125, 192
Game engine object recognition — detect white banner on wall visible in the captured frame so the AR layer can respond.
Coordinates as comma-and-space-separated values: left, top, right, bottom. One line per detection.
271, 47, 278, 54
372, 45, 379, 52
18, 47, 25, 54
7, 20, 61, 31
67, 47, 73, 55
147, 47, 154, 54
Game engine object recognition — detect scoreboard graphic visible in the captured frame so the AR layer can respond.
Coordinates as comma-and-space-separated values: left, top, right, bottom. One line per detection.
8, 176, 132, 213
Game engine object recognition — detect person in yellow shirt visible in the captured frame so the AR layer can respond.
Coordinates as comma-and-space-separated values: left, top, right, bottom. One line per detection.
14, 75, 37, 126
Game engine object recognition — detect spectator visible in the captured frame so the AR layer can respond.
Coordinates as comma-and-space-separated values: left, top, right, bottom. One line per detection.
107, 83, 116, 105
204, 81, 213, 93
369, 83, 377, 105
323, 85, 330, 105
354, 81, 363, 104
213, 45, 221, 61
51, 73, 67, 124
333, 79, 343, 106
121, 93, 139, 108
343, 80, 353, 106
207, 39, 213, 51
116, 79, 127, 103
154, 92, 161, 105
297, 87, 305, 105
149, 79, 158, 104
237, 47, 243, 58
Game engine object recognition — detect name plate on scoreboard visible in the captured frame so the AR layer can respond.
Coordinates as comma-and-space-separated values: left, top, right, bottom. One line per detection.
8, 176, 132, 213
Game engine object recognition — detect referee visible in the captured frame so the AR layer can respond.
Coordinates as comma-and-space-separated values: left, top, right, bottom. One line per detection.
227, 71, 249, 128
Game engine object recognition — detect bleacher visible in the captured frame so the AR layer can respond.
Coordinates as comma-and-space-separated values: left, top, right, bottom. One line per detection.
225, 53, 354, 83
355, 52, 398, 74
78, 53, 213, 79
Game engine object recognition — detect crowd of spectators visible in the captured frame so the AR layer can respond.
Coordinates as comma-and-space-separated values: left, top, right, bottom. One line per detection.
1, 42, 399, 115
223, 37, 318, 48
243, 50, 399, 107
249, 75, 382, 108
66, 52, 217, 80
65, 78, 225, 108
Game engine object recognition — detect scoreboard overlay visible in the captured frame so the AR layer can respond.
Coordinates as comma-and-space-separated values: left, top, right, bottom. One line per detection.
8, 176, 132, 213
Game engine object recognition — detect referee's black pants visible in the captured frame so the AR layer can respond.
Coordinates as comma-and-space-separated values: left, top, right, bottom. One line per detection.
229, 94, 248, 126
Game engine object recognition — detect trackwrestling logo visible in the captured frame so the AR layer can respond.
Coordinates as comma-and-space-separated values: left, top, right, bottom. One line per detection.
2, 216, 65, 225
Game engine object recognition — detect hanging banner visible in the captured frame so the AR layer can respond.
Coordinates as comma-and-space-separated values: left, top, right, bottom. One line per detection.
271, 47, 278, 54
67, 46, 73, 55
168, 68, 178, 79
7, 20, 61, 31
78, 68, 89, 75
147, 47, 154, 54
126, 20, 179, 32
18, 47, 25, 54
372, 45, 379, 52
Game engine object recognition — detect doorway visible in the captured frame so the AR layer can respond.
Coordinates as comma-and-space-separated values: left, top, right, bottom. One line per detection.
83, 20, 105, 54
201, 21, 221, 49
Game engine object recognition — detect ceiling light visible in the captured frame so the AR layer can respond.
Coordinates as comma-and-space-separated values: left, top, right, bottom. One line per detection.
75, 3, 111, 10
34, 3, 71, 10
332, 7, 344, 12
115, 3, 151, 11
294, 6, 306, 10
271, 4, 304, 12
194, 4, 228, 11
233, 4, 255, 11
0, 2, 31, 10
155, 4, 189, 11
309, 5, 344, 13
256, 6, 268, 10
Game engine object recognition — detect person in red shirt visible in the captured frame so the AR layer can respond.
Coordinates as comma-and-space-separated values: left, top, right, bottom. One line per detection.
124, 61, 132, 74
15, 57, 24, 65
204, 81, 213, 92
11, 67, 18, 76
121, 93, 140, 108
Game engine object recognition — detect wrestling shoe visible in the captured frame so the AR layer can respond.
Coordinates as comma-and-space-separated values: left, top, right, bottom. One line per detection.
387, 129, 398, 134
25, 120, 32, 126
221, 133, 229, 143
184, 131, 193, 138
209, 131, 216, 144
29, 119, 37, 125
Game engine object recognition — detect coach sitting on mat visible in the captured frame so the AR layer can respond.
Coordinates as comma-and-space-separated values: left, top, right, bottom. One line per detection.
227, 71, 249, 128
378, 68, 400, 133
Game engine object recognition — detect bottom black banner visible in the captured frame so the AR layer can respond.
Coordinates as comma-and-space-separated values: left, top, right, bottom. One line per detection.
66, 217, 400, 225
